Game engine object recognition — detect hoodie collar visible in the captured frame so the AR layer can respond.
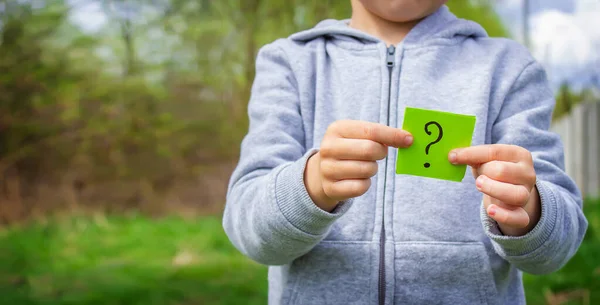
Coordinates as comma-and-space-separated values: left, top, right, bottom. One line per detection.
289, 5, 488, 48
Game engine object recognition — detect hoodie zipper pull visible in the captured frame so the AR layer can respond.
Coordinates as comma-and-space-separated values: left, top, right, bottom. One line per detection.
386, 45, 396, 68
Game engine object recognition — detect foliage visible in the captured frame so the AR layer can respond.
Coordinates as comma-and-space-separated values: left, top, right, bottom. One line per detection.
448, 0, 508, 37
0, 0, 507, 220
552, 83, 598, 121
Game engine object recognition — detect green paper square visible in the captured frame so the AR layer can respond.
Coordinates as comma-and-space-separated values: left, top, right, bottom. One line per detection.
396, 107, 476, 182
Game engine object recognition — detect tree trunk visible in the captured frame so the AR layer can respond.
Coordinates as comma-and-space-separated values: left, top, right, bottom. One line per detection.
121, 18, 137, 76
238, 0, 261, 120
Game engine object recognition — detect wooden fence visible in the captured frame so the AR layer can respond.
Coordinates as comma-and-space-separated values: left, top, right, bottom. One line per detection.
550, 101, 600, 199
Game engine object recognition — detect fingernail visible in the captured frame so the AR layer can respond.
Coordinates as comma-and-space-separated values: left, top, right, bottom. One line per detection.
476, 175, 485, 189
488, 205, 497, 217
404, 136, 413, 146
449, 151, 457, 164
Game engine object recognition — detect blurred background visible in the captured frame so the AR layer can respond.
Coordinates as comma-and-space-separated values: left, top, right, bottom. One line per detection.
0, 0, 597, 304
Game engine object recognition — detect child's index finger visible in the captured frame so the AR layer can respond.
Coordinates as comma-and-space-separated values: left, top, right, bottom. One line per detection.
336, 121, 411, 147
450, 144, 525, 166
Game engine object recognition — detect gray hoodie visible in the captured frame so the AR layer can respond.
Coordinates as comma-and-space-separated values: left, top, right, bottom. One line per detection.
223, 6, 588, 305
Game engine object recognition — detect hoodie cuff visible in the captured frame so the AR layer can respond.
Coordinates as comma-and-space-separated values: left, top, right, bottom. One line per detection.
481, 180, 558, 257
274, 149, 353, 236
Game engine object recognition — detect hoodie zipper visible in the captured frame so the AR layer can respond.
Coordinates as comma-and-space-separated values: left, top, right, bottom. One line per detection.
379, 44, 395, 305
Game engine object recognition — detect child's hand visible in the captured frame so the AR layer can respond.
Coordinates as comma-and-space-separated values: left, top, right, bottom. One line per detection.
305, 120, 413, 212
449, 144, 541, 236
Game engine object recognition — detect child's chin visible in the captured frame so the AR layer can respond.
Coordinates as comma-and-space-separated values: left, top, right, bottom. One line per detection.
372, 3, 439, 23
378, 10, 430, 23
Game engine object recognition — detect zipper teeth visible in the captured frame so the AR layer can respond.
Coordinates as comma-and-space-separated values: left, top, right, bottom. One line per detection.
378, 227, 385, 305
379, 45, 395, 305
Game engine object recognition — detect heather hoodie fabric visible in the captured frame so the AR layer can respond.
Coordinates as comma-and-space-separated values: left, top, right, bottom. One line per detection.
223, 6, 588, 305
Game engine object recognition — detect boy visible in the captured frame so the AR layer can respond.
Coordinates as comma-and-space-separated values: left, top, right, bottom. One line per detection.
224, 1, 588, 304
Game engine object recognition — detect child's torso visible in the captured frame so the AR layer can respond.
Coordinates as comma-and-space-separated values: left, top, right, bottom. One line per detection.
269, 34, 528, 305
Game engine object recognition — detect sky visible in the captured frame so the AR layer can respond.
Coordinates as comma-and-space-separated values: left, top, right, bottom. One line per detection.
68, 0, 106, 32
68, 0, 600, 90
495, 0, 600, 89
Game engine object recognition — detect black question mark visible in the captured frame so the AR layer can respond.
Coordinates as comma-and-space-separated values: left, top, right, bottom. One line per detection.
423, 121, 443, 168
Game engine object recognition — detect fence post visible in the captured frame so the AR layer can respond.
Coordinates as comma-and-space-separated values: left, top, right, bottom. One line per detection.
589, 102, 600, 199
551, 101, 600, 199
573, 105, 586, 195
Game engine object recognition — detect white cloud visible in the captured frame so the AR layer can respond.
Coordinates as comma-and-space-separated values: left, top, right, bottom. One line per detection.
573, 0, 600, 41
531, 11, 591, 67
528, 0, 600, 85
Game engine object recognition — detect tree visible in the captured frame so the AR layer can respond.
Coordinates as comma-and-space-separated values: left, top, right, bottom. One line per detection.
0, 0, 511, 221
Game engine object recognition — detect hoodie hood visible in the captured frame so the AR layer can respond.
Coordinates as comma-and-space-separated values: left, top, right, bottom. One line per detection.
289, 5, 488, 48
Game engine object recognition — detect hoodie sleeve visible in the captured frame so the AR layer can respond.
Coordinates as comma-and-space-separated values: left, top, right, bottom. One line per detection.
481, 60, 588, 275
222, 42, 353, 266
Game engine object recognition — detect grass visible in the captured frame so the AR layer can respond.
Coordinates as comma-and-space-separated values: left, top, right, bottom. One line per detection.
0, 214, 267, 305
0, 199, 597, 305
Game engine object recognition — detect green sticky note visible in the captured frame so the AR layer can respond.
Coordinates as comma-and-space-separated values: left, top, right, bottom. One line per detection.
396, 107, 476, 182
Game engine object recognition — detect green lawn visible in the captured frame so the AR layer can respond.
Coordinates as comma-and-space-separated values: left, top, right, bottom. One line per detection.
0, 200, 597, 305
0, 215, 267, 305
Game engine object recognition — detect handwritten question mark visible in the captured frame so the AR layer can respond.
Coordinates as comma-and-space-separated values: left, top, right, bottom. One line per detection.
423, 121, 443, 168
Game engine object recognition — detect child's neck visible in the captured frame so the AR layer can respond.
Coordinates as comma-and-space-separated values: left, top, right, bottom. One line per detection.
349, 1, 422, 46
